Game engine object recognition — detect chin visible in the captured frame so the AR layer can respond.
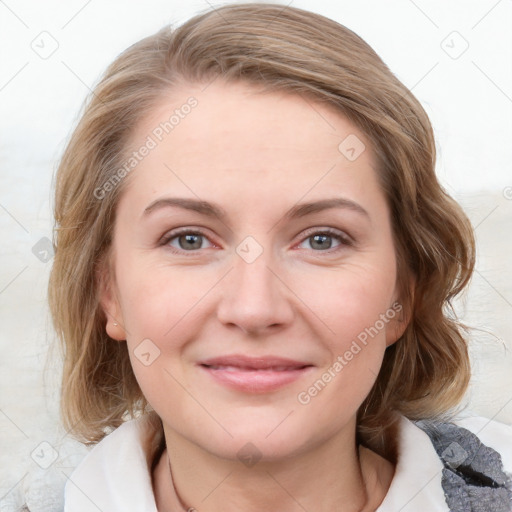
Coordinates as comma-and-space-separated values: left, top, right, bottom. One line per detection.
191, 419, 316, 463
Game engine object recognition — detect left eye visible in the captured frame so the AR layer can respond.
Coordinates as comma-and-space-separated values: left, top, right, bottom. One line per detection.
297, 230, 350, 251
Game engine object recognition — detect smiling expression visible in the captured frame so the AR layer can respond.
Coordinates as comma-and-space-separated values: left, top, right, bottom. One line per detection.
100, 78, 405, 460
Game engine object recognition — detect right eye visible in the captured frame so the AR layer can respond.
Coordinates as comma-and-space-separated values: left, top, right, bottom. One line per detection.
160, 228, 216, 254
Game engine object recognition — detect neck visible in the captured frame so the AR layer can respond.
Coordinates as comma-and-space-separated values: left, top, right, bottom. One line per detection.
153, 421, 395, 512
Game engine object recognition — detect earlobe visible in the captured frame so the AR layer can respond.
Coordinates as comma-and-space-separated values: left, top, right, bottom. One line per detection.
96, 259, 126, 341
386, 275, 415, 347
105, 317, 126, 341
385, 306, 408, 347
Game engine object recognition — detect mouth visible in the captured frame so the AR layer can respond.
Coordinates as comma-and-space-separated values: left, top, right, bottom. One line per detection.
201, 364, 311, 371
197, 355, 314, 393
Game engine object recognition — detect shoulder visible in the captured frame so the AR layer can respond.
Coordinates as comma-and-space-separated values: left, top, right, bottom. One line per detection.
375, 413, 512, 512
416, 412, 512, 470
451, 413, 512, 469
63, 414, 159, 511
413, 412, 512, 511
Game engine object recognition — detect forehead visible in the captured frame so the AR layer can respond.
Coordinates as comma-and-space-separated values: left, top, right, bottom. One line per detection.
133, 80, 371, 154
119, 79, 382, 213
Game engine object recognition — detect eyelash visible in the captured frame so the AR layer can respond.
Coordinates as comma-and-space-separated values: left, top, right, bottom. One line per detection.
159, 227, 354, 256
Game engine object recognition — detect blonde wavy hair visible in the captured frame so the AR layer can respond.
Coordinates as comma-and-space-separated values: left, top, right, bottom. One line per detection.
48, 2, 475, 461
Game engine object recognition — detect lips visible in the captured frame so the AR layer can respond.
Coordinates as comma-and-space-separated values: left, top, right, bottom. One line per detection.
198, 354, 312, 370
197, 354, 314, 393
205, 365, 303, 371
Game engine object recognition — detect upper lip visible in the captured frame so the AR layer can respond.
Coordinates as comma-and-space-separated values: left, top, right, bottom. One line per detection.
198, 354, 313, 370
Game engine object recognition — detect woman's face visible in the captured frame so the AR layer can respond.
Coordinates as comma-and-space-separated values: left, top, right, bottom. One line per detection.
101, 79, 405, 460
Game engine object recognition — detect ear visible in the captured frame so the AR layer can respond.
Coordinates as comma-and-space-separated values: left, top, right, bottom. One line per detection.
385, 275, 415, 347
384, 302, 408, 347
96, 255, 127, 341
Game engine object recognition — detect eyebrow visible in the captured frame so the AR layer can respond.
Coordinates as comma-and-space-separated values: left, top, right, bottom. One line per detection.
142, 197, 370, 221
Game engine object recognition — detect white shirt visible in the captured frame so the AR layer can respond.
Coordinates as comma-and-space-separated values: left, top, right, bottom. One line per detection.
64, 413, 512, 511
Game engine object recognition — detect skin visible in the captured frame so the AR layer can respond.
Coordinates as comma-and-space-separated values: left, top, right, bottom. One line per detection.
100, 79, 409, 511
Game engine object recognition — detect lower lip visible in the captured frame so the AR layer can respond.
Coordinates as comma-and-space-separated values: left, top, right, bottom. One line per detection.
198, 365, 314, 393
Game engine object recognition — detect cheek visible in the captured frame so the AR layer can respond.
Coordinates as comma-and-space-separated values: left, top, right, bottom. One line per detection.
117, 264, 212, 406
116, 253, 207, 339
298, 260, 397, 398
305, 260, 397, 341
297, 273, 394, 416
118, 269, 193, 408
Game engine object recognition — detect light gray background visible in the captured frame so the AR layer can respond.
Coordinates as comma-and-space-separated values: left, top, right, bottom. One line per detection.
1, 0, 511, 510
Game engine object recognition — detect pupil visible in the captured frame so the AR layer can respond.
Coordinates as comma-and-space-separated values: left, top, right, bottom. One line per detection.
181, 234, 201, 250
312, 234, 331, 250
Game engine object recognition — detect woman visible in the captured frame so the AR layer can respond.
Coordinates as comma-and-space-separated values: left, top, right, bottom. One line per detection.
48, 3, 512, 510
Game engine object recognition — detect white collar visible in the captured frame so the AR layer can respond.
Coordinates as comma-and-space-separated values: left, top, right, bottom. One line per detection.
64, 416, 159, 511
376, 414, 448, 511
63, 414, 459, 511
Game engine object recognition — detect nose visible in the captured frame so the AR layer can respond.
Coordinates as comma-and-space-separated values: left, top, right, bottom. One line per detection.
216, 246, 295, 335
